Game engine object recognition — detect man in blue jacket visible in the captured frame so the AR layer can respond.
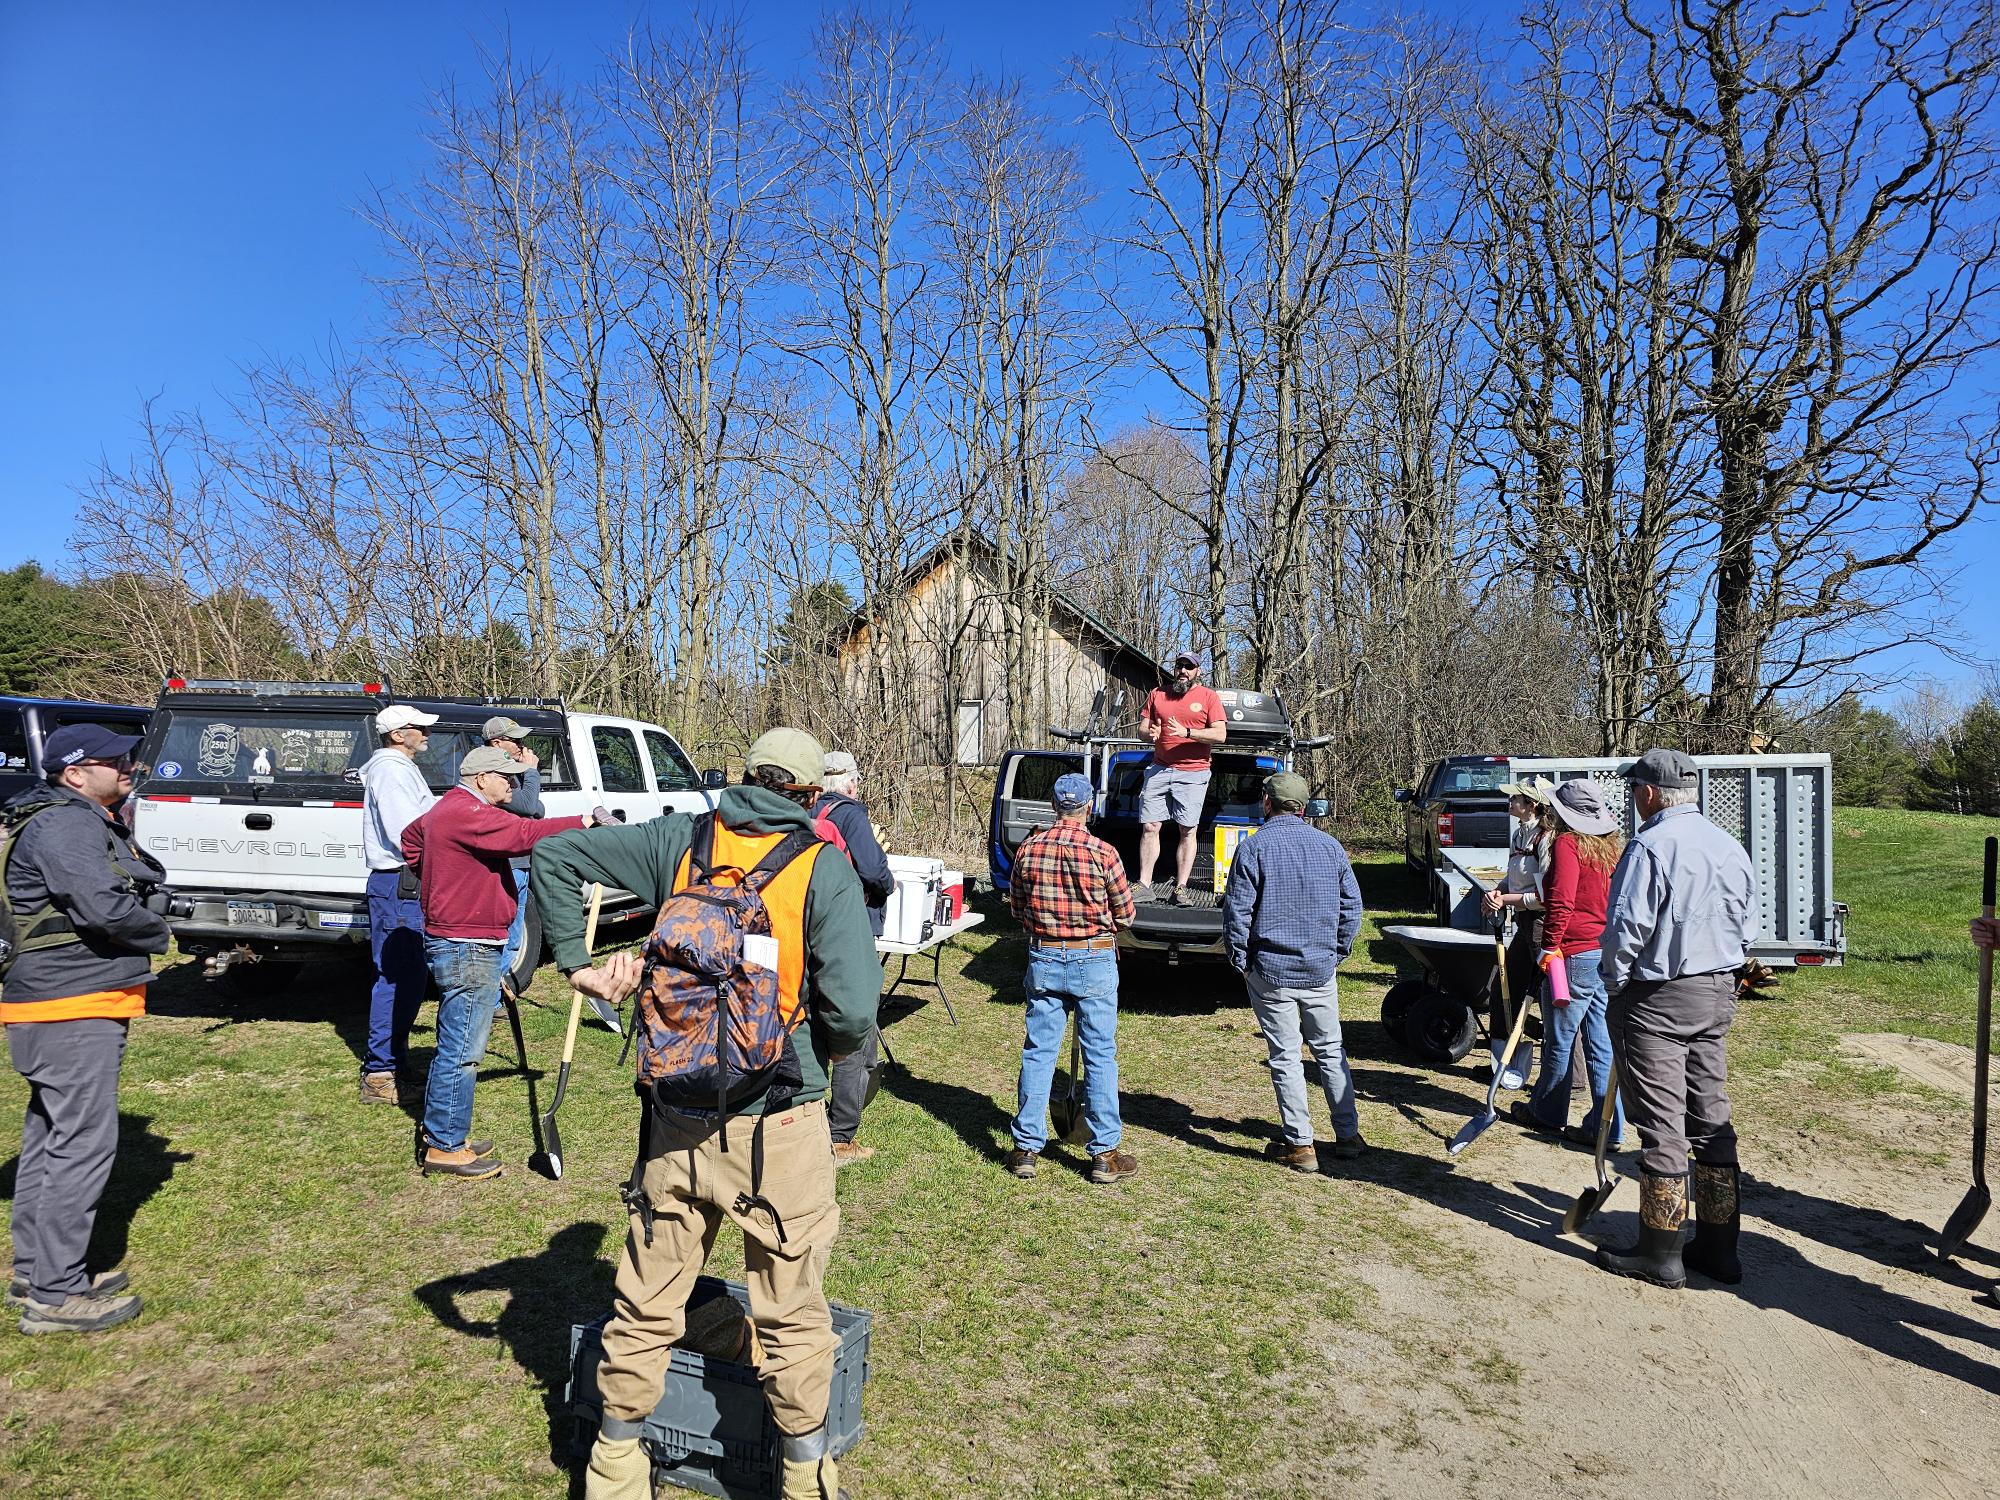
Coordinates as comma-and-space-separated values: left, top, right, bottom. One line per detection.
1222, 771, 1367, 1173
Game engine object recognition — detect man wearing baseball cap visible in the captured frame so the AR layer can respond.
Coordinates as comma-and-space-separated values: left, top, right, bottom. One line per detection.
1594, 748, 1758, 1289
1005, 771, 1138, 1185
3, 724, 168, 1333
1136, 649, 1227, 905
358, 704, 440, 1104
474, 716, 547, 1012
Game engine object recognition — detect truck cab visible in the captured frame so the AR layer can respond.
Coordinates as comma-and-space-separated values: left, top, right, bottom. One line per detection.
0, 694, 152, 804
990, 690, 1327, 964
128, 679, 722, 992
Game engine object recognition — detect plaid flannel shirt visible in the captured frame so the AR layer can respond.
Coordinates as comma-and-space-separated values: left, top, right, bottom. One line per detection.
1009, 819, 1135, 942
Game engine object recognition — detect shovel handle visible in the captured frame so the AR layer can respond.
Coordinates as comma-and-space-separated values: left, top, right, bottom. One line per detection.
557, 884, 606, 1069
1974, 843, 1995, 1175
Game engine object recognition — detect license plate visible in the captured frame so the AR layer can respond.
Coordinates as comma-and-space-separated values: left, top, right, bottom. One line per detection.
226, 902, 278, 928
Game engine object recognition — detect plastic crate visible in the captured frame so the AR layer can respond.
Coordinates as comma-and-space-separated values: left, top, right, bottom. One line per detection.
567, 1276, 872, 1500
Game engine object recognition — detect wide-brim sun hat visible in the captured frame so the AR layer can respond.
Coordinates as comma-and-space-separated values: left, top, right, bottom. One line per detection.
1550, 779, 1616, 836
1499, 778, 1554, 805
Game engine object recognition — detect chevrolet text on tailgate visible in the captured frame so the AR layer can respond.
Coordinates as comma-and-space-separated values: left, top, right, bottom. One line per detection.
130, 678, 723, 992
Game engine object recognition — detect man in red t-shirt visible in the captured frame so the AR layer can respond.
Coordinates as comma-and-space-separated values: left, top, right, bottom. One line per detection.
1136, 649, 1227, 904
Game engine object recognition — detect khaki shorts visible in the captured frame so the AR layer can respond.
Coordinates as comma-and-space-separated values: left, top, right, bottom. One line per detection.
1139, 763, 1211, 827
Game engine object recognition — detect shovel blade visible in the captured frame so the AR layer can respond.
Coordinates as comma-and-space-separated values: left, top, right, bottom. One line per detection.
587, 996, 624, 1036
1563, 1171, 1621, 1235
532, 1061, 572, 1181
1447, 1111, 1496, 1156
1050, 1070, 1088, 1144
1937, 1185, 1992, 1264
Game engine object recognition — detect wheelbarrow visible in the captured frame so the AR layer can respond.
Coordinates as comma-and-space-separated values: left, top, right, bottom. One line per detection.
1379, 922, 1536, 1076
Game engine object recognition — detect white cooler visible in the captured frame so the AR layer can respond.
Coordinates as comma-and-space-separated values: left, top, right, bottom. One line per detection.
883, 855, 945, 944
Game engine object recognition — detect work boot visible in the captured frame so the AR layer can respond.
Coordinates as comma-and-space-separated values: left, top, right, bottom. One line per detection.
1004, 1148, 1039, 1180
781, 1453, 847, 1500
1089, 1148, 1139, 1184
1265, 1140, 1319, 1174
19, 1290, 143, 1335
1330, 1133, 1367, 1161
8, 1268, 128, 1310
1685, 1162, 1744, 1285
582, 1433, 651, 1500
359, 1070, 399, 1104
830, 1141, 875, 1168
1595, 1171, 1688, 1288
422, 1145, 502, 1179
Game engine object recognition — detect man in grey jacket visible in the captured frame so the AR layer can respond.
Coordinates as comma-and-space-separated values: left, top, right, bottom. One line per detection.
1596, 748, 1758, 1289
1221, 772, 1367, 1173
3, 723, 169, 1334
359, 704, 439, 1103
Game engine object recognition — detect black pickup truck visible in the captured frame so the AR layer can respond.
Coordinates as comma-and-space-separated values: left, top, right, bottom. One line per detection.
1396, 755, 1521, 910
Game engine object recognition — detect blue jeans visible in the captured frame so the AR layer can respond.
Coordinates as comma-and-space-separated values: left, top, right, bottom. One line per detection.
422, 938, 502, 1151
1245, 969, 1360, 1144
494, 867, 530, 1011
364, 868, 427, 1075
1012, 948, 1122, 1156
1527, 950, 1624, 1138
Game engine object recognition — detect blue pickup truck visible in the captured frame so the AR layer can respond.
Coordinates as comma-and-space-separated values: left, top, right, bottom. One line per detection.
988, 690, 1327, 964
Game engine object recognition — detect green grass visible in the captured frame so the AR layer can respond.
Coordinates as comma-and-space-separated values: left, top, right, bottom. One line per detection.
0, 805, 1987, 1498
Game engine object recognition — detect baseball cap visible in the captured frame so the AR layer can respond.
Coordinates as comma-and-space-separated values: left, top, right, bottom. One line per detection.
1550, 779, 1617, 835
1264, 770, 1311, 807
482, 715, 529, 740
376, 704, 440, 735
1052, 773, 1095, 810
1172, 649, 1207, 670
823, 751, 859, 778
42, 723, 142, 771
1622, 747, 1698, 789
459, 746, 527, 779
744, 727, 826, 787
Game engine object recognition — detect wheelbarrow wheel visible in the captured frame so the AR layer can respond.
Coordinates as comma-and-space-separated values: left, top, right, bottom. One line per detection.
1381, 980, 1427, 1045
1405, 988, 1478, 1066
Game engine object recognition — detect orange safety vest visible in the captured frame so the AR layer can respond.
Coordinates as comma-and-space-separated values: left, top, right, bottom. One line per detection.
671, 820, 822, 1027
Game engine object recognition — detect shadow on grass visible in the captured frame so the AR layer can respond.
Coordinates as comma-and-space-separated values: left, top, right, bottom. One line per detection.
0, 1111, 191, 1279
879, 1064, 1013, 1164
413, 1221, 618, 1472
145, 953, 396, 1075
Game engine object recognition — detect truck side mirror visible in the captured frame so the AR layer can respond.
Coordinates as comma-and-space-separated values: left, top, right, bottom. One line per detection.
701, 768, 726, 789
1392, 787, 1413, 803
1303, 799, 1330, 818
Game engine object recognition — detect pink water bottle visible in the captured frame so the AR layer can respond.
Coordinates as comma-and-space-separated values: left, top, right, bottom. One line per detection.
1543, 949, 1571, 1007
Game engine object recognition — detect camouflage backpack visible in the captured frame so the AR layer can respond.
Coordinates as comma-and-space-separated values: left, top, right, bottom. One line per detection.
631, 818, 823, 1118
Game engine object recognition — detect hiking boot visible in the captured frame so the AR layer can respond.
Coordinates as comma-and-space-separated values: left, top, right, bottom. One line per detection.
831, 1141, 876, 1168
359, 1070, 400, 1104
1330, 1134, 1367, 1161
1089, 1148, 1139, 1184
1685, 1162, 1744, 1285
1168, 885, 1191, 907
1563, 1120, 1627, 1149
19, 1290, 143, 1335
7, 1268, 128, 1309
1595, 1171, 1688, 1288
1265, 1140, 1320, 1174
422, 1144, 502, 1179
1005, 1148, 1039, 1180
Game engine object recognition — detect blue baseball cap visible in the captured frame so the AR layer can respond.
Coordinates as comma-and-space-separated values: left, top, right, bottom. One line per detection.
1171, 649, 1207, 671
43, 723, 142, 772
1052, 773, 1094, 810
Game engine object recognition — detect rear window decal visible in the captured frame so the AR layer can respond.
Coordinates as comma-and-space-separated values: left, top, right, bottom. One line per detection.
197, 724, 239, 778
157, 761, 183, 779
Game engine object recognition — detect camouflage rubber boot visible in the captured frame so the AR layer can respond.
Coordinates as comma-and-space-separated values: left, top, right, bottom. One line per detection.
1595, 1171, 1689, 1289
1685, 1162, 1743, 1285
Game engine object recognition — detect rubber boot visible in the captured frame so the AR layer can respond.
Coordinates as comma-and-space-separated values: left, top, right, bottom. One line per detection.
780, 1454, 845, 1500
1595, 1171, 1688, 1288
1685, 1161, 1743, 1284
583, 1433, 651, 1500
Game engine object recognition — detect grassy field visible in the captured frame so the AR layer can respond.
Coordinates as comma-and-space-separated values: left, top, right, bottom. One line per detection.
0, 805, 1992, 1498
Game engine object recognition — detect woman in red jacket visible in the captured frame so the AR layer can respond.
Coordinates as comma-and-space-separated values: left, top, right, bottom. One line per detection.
1511, 779, 1626, 1145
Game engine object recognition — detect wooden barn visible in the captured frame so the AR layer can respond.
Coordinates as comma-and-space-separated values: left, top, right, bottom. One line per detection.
838, 533, 1162, 766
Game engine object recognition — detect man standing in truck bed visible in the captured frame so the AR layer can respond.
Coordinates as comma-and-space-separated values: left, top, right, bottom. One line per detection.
1135, 649, 1227, 906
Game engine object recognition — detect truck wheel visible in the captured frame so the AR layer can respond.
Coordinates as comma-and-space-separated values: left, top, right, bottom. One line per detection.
505, 889, 545, 996
1404, 989, 1477, 1066
1380, 980, 1426, 1044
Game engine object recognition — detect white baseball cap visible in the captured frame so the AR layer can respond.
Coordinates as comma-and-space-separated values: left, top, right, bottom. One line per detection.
376, 704, 440, 734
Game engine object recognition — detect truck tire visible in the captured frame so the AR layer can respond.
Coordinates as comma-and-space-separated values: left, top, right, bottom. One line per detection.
1403, 989, 1477, 1066
506, 888, 545, 996
1380, 980, 1426, 1044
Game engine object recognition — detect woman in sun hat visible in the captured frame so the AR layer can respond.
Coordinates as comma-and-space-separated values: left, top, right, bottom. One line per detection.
1510, 777, 1626, 1146
1482, 777, 1552, 1080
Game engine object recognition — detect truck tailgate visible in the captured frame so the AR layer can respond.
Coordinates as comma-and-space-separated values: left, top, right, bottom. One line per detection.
133, 796, 369, 897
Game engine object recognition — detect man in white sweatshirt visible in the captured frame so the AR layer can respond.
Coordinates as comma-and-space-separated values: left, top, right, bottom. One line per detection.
359, 704, 439, 1103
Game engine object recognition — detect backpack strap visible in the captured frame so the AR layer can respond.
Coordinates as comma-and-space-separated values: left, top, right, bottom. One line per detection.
742, 827, 820, 892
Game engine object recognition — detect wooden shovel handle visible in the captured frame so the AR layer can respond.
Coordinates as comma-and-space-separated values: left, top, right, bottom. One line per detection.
557, 884, 605, 1069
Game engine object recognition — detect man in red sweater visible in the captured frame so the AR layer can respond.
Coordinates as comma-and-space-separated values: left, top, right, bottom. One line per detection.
402, 746, 603, 1178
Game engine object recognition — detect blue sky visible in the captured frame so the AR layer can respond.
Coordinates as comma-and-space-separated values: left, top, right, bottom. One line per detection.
1, 1, 1991, 700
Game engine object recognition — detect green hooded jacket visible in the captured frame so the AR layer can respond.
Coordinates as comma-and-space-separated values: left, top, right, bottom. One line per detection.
529, 785, 880, 1109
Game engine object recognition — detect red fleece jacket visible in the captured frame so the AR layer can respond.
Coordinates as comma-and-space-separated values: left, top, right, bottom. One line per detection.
402, 787, 586, 941
1540, 831, 1611, 955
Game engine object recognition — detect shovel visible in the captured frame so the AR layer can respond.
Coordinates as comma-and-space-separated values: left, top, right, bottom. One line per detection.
498, 977, 547, 1162
1939, 837, 1996, 1264
1449, 953, 1534, 1156
1562, 1056, 1623, 1235
529, 883, 604, 1182
1049, 1012, 1090, 1146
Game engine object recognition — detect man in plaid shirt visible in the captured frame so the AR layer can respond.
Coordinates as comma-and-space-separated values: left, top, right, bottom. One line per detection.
1006, 773, 1138, 1184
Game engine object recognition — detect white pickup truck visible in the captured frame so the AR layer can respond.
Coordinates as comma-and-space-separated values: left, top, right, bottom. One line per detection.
128, 679, 722, 992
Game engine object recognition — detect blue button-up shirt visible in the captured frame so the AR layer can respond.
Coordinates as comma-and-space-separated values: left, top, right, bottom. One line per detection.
1222, 814, 1364, 988
1600, 803, 1759, 994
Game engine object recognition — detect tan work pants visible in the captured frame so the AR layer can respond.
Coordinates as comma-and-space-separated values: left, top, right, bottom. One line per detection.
595, 1097, 842, 1437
